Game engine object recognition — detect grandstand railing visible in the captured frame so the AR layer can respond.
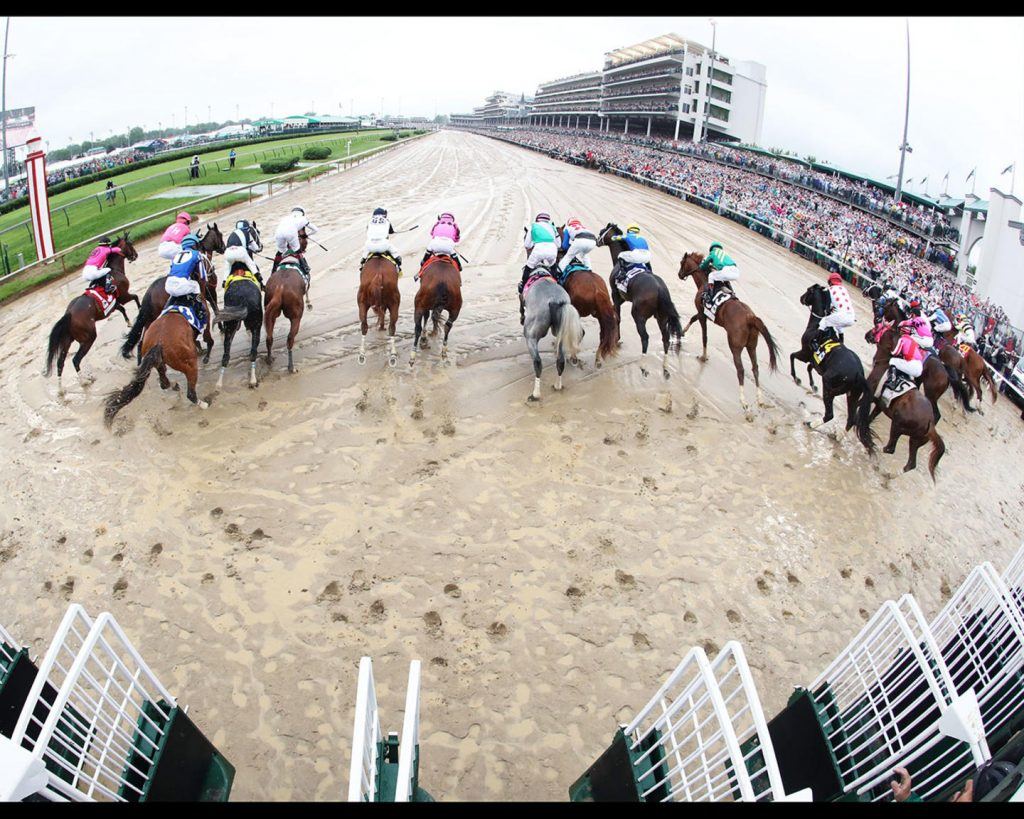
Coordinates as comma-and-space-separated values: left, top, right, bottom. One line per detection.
0, 133, 427, 299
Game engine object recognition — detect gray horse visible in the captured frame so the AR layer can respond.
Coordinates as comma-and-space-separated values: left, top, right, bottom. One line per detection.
523, 275, 584, 402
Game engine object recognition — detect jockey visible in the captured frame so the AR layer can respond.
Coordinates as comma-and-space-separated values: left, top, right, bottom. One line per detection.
165, 232, 209, 326
521, 212, 559, 289
274, 206, 319, 276
927, 302, 953, 335
363, 207, 401, 272
955, 313, 976, 348
698, 241, 738, 308
817, 272, 855, 345
158, 212, 192, 260
609, 224, 652, 287
876, 319, 924, 397
224, 219, 263, 285
906, 298, 934, 351
81, 237, 122, 295
557, 217, 598, 274
421, 212, 461, 272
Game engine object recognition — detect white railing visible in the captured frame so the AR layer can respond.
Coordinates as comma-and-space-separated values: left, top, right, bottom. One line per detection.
394, 660, 422, 802
1, 620, 24, 670
347, 657, 383, 802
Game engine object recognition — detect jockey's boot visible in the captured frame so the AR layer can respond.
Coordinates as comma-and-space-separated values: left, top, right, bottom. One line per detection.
103, 274, 117, 295
271, 251, 282, 273
519, 295, 525, 326
394, 255, 403, 276
298, 254, 311, 276
421, 251, 432, 269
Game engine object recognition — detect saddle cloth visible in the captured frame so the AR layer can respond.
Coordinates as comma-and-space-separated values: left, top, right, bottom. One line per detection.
418, 253, 458, 280
84, 286, 117, 318
160, 300, 206, 335
277, 259, 310, 293
615, 265, 648, 296
811, 337, 842, 366
224, 270, 260, 291
703, 287, 736, 321
556, 261, 589, 287
880, 370, 917, 407
522, 269, 555, 300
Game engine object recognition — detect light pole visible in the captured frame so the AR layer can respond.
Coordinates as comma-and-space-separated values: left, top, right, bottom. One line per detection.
184, 105, 189, 135
894, 19, 911, 203
1, 16, 13, 199
701, 18, 717, 143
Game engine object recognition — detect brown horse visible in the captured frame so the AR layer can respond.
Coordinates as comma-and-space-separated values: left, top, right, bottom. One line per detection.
867, 315, 974, 422
677, 252, 780, 417
44, 233, 138, 387
120, 224, 225, 364
555, 227, 618, 367
861, 327, 945, 479
596, 223, 683, 379
357, 255, 401, 367
409, 254, 462, 366
264, 253, 306, 373
936, 328, 998, 408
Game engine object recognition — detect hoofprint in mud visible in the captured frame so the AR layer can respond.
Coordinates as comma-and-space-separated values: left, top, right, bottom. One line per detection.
1, 131, 1022, 800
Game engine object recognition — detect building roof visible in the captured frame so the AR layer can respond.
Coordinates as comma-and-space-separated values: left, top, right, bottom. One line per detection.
964, 198, 989, 214
604, 32, 706, 66
252, 118, 283, 126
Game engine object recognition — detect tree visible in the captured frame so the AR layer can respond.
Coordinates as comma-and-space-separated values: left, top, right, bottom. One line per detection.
433, 114, 449, 125
128, 126, 145, 145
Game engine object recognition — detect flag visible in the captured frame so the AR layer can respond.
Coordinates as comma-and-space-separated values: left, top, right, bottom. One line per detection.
1002, 162, 1016, 175
966, 167, 976, 182
906, 178, 914, 185
942, 172, 949, 184
920, 176, 928, 185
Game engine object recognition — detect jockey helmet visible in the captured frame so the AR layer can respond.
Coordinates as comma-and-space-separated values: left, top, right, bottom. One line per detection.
909, 297, 921, 310
827, 272, 842, 286
709, 240, 722, 250
176, 212, 191, 224
626, 224, 641, 234
535, 212, 551, 223
567, 217, 583, 229
373, 207, 387, 217
292, 207, 306, 216
97, 236, 114, 247
236, 220, 250, 231
438, 212, 454, 222
180, 232, 201, 249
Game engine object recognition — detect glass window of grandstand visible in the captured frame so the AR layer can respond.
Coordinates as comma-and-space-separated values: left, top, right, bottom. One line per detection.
710, 87, 732, 104
712, 68, 732, 85
709, 104, 730, 122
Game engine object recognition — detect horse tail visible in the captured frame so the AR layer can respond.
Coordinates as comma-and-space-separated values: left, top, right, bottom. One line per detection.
853, 371, 877, 455
943, 360, 975, 413
596, 291, 619, 360
121, 289, 153, 359
752, 316, 780, 372
45, 313, 71, 377
552, 300, 584, 361
980, 361, 998, 402
104, 344, 162, 428
927, 422, 945, 482
655, 279, 684, 340
216, 305, 249, 324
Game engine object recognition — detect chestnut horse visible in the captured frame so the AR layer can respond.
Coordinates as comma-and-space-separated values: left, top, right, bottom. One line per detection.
44, 233, 138, 386
264, 252, 307, 373
555, 227, 618, 367
677, 252, 780, 417
357, 254, 401, 367
595, 223, 683, 379
935, 327, 998, 408
120, 224, 225, 363
410, 254, 462, 366
860, 325, 945, 479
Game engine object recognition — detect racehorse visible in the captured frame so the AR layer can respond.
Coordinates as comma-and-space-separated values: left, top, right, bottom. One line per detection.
865, 317, 973, 422
790, 284, 875, 452
596, 223, 683, 379
216, 263, 264, 390
677, 252, 780, 416
522, 271, 584, 401
555, 227, 618, 367
935, 326, 998, 408
120, 224, 225, 363
103, 263, 219, 423
860, 330, 945, 480
357, 254, 401, 367
409, 254, 462, 367
264, 251, 307, 373
44, 233, 139, 386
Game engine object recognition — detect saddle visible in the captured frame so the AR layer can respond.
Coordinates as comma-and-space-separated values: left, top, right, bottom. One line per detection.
160, 297, 207, 335
614, 264, 648, 296
556, 261, 589, 287
417, 253, 460, 281
277, 254, 310, 292
522, 269, 556, 300
224, 269, 260, 292
703, 285, 736, 321
84, 286, 117, 318
880, 367, 917, 408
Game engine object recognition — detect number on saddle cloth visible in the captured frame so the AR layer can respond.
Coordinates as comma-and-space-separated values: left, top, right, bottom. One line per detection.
880, 368, 916, 407
812, 337, 842, 366
702, 286, 735, 320
615, 265, 647, 295
160, 299, 207, 335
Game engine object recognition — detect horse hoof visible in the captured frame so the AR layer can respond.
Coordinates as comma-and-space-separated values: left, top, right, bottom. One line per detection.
698, 355, 708, 363
570, 356, 579, 366
640, 368, 649, 378
883, 445, 896, 455
388, 355, 398, 368
198, 400, 209, 410
793, 378, 801, 386
527, 394, 540, 403
663, 370, 670, 381
745, 411, 755, 423
357, 354, 366, 366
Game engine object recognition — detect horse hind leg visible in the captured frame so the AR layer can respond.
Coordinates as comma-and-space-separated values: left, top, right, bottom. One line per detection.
217, 322, 238, 389
527, 335, 543, 402
286, 315, 300, 373
747, 338, 769, 408
731, 347, 752, 419
73, 334, 97, 387
247, 317, 261, 388
184, 360, 208, 410
904, 434, 924, 473
633, 311, 651, 377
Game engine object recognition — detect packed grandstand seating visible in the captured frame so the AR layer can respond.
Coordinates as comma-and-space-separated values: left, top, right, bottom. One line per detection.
601, 100, 679, 113
603, 65, 684, 85
460, 124, 1022, 359
602, 82, 681, 99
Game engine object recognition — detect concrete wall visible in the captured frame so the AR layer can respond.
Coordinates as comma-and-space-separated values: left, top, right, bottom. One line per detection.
729, 61, 768, 145
975, 188, 1024, 327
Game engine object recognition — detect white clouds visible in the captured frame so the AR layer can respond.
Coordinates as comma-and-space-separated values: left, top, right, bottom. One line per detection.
8, 16, 1022, 200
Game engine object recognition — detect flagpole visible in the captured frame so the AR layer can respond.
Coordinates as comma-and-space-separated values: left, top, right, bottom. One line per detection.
894, 19, 911, 204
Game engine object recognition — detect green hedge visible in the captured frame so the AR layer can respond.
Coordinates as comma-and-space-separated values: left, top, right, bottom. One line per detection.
380, 135, 398, 142
302, 145, 332, 160
260, 157, 300, 174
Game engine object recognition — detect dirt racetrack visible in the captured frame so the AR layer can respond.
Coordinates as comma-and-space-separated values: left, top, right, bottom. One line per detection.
1, 130, 1022, 800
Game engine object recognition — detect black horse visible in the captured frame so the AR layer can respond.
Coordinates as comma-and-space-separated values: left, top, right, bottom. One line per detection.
215, 263, 264, 390
790, 284, 875, 453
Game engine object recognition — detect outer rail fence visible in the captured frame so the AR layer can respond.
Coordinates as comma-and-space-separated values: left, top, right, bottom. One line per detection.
479, 130, 1024, 405
0, 133, 428, 300
0, 129, 409, 272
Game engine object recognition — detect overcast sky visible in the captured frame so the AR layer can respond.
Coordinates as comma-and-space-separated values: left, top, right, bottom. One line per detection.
5, 16, 1022, 200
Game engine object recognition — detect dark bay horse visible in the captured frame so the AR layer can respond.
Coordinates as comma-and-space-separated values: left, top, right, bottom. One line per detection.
44, 233, 138, 386
264, 252, 307, 373
410, 255, 462, 366
596, 223, 683, 379
357, 254, 401, 367
216, 264, 264, 390
859, 334, 945, 480
790, 284, 875, 451
555, 227, 618, 367
121, 224, 225, 363
678, 252, 780, 417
